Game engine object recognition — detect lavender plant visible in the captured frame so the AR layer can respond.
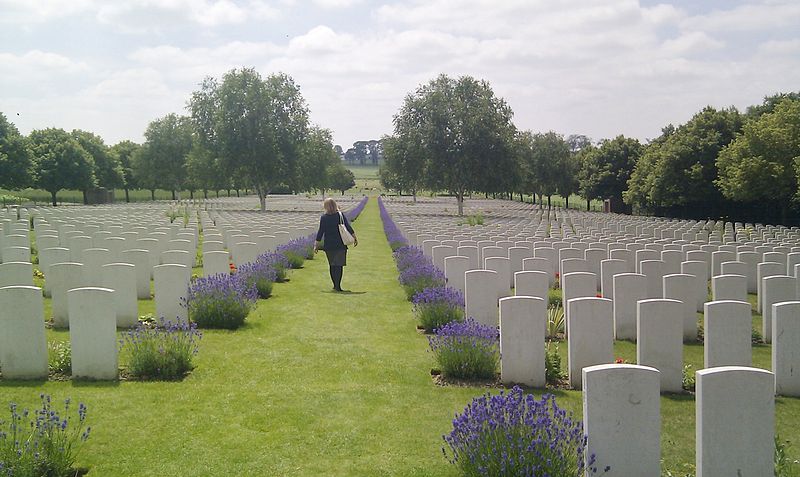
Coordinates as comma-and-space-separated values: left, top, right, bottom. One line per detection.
119, 319, 202, 379
0, 394, 91, 477
428, 318, 499, 380
393, 246, 427, 273
185, 273, 257, 329
413, 286, 465, 333
258, 251, 290, 282
400, 262, 447, 300
236, 260, 278, 299
277, 237, 315, 269
344, 196, 369, 222
444, 386, 602, 477
378, 197, 408, 250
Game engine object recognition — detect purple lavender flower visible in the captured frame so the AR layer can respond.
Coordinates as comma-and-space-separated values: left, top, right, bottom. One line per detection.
428, 318, 499, 379
444, 387, 598, 476
120, 318, 203, 378
344, 196, 369, 221
1, 394, 91, 475
399, 260, 446, 300
378, 197, 408, 250
412, 286, 465, 333
184, 272, 257, 329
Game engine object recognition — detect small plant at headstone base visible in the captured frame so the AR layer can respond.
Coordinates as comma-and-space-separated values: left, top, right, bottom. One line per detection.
554, 272, 561, 289
546, 303, 565, 339
48, 340, 72, 376
184, 273, 257, 329
775, 434, 800, 477
660, 461, 695, 477
399, 260, 446, 300
277, 237, 314, 269
428, 318, 499, 380
0, 394, 91, 476
236, 260, 278, 299
752, 326, 764, 344
412, 286, 465, 333
545, 341, 563, 385
682, 364, 696, 392
119, 318, 202, 379
393, 246, 426, 272
466, 212, 484, 226
547, 288, 563, 308
443, 386, 606, 476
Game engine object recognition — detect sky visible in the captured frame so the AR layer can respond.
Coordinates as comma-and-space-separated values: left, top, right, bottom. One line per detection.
2, 0, 799, 149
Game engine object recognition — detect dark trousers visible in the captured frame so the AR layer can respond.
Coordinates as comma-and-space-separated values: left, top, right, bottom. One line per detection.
329, 266, 343, 290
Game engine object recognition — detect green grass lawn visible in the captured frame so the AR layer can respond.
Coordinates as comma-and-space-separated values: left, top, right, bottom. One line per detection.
3, 197, 799, 475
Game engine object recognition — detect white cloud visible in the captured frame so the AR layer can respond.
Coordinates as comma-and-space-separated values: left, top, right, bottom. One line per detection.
4, 0, 800, 149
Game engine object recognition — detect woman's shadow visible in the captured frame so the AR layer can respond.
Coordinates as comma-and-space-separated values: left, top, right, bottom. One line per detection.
326, 289, 367, 295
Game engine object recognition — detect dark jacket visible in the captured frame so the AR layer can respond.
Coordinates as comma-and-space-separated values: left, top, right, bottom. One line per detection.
316, 212, 355, 251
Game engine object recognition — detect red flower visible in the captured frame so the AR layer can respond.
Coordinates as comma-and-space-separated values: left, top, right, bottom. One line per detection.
596, 293, 603, 298
615, 358, 625, 364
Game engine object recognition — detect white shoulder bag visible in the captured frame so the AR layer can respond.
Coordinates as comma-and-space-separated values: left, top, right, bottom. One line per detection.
338, 211, 356, 245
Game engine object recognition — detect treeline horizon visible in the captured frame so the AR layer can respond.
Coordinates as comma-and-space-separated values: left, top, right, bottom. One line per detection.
378, 74, 800, 226
2, 68, 798, 224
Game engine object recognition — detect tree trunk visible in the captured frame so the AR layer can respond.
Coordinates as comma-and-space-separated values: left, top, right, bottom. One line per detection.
547, 195, 552, 209
150, 189, 155, 201
82, 190, 88, 205
227, 190, 231, 197
456, 193, 464, 216
203, 189, 208, 199
215, 190, 219, 198
51, 190, 57, 207
171, 190, 176, 200
586, 198, 591, 211
124, 188, 130, 203
236, 189, 240, 197
256, 185, 267, 212
190, 190, 194, 200
412, 189, 417, 203
565, 196, 570, 209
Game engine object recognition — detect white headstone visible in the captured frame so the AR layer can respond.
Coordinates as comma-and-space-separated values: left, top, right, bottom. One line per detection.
711, 274, 747, 302
444, 256, 469, 295
704, 300, 751, 368
121, 249, 151, 300
103, 263, 138, 328
499, 296, 546, 387
613, 273, 647, 341
762, 275, 796, 343
514, 270, 548, 300
773, 301, 800, 396
68, 287, 118, 380
49, 262, 85, 328
637, 299, 683, 393
154, 264, 190, 323
0, 286, 48, 379
465, 269, 499, 327
583, 364, 661, 476
696, 367, 774, 477
567, 297, 613, 389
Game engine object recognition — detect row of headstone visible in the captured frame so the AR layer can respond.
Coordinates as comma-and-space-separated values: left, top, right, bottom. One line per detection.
583, 364, 774, 476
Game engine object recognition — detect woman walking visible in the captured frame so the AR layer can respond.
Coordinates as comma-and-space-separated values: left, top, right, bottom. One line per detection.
314, 198, 358, 291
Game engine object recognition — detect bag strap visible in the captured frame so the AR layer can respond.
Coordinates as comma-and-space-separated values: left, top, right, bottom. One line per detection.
338, 211, 344, 225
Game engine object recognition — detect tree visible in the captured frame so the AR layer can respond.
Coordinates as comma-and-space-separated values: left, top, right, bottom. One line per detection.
518, 131, 568, 207
745, 92, 800, 119
186, 142, 224, 199
716, 97, 800, 223
381, 134, 425, 200
138, 113, 193, 200
579, 135, 642, 212
189, 68, 310, 212
110, 140, 141, 203
327, 163, 355, 195
624, 106, 743, 218
0, 112, 33, 190
72, 129, 123, 203
28, 128, 95, 206
297, 126, 338, 194
394, 74, 516, 215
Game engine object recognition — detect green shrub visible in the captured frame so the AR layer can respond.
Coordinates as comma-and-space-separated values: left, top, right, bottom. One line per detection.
546, 304, 565, 339
428, 318, 499, 380
548, 288, 562, 307
682, 364, 695, 392
545, 342, 563, 384
48, 341, 72, 376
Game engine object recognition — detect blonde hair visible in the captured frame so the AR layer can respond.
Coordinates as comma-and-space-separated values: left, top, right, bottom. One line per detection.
323, 198, 339, 214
